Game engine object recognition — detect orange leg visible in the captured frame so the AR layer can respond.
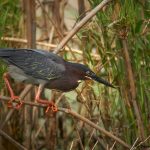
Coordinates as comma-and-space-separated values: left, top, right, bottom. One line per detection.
35, 84, 57, 113
3, 73, 23, 109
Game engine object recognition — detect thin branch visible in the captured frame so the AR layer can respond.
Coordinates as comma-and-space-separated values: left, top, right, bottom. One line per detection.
1, 36, 57, 49
0, 84, 33, 129
130, 138, 139, 150
36, 0, 63, 38
0, 95, 130, 149
61, 108, 130, 149
73, 120, 85, 150
36, 0, 78, 60
131, 135, 150, 150
110, 141, 116, 150
54, 0, 113, 53
1, 36, 100, 60
91, 140, 99, 150
0, 129, 27, 150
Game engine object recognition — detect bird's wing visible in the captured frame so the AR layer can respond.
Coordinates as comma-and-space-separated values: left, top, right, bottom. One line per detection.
0, 48, 66, 80
33, 49, 64, 64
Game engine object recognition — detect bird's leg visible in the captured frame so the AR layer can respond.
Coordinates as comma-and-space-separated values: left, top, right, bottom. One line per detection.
3, 73, 23, 109
35, 84, 58, 112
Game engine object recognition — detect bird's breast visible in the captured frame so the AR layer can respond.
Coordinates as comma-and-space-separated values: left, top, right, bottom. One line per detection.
46, 76, 80, 92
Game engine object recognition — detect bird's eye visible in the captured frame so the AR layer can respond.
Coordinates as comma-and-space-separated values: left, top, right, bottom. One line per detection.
86, 70, 95, 77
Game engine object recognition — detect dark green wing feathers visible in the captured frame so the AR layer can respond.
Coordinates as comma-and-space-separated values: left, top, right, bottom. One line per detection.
0, 49, 66, 80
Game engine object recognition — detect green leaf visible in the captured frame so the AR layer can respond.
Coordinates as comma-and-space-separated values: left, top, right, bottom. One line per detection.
135, 20, 143, 34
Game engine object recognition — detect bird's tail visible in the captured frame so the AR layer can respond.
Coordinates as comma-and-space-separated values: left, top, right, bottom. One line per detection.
0, 48, 15, 57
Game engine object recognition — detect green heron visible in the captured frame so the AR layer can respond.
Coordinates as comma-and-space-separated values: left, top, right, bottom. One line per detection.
0, 48, 114, 112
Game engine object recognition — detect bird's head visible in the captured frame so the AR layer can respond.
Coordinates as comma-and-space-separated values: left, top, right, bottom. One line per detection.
71, 63, 114, 88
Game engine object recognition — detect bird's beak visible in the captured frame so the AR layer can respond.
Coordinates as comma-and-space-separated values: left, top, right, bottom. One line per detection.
85, 74, 115, 88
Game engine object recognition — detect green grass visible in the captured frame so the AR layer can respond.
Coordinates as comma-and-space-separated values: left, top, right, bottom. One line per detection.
0, 0, 21, 90
85, 0, 150, 145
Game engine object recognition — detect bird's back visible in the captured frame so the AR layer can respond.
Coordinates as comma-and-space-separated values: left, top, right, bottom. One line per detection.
0, 48, 66, 83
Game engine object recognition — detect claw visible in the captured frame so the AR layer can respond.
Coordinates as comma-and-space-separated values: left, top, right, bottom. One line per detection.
14, 101, 24, 110
3, 73, 23, 110
51, 104, 58, 112
36, 84, 58, 114
7, 96, 23, 110
45, 102, 58, 113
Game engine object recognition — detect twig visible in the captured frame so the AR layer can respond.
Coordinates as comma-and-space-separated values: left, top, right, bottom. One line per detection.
88, 126, 96, 145
131, 135, 150, 150
74, 120, 85, 150
110, 141, 116, 150
1, 36, 57, 49
91, 140, 99, 150
130, 138, 139, 150
0, 84, 33, 129
60, 108, 130, 149
1, 36, 100, 60
0, 95, 130, 149
0, 109, 14, 129
36, 0, 78, 60
54, 0, 113, 53
36, 0, 62, 38
69, 141, 74, 150
0, 129, 27, 150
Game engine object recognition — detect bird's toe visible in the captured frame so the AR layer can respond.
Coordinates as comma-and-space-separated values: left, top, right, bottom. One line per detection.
45, 101, 58, 113
7, 96, 23, 109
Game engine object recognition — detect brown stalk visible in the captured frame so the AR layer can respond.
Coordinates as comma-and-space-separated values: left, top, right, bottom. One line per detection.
121, 39, 145, 139
0, 129, 27, 150
0, 95, 131, 149
78, 0, 86, 20
0, 85, 33, 150
52, 0, 62, 34
91, 140, 99, 150
23, 0, 36, 149
1, 36, 101, 60
25, 0, 36, 48
54, 0, 113, 53
0, 84, 33, 129
36, 0, 77, 60
36, 0, 62, 38
73, 120, 85, 150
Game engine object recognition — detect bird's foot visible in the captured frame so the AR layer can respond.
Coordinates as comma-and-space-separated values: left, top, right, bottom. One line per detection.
35, 98, 58, 113
7, 96, 23, 110
45, 101, 58, 113
3, 73, 23, 109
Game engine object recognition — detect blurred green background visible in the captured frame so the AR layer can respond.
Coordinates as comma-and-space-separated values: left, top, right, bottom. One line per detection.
0, 0, 150, 149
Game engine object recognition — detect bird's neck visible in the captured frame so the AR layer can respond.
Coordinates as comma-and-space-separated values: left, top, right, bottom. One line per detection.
65, 62, 85, 80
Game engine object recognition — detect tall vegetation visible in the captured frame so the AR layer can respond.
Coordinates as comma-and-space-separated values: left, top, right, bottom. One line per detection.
0, 0, 149, 149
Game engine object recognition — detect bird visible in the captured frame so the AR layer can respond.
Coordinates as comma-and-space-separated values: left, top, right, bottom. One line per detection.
0, 48, 114, 112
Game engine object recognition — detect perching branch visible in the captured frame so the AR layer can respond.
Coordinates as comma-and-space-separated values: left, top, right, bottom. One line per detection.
0, 95, 130, 149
